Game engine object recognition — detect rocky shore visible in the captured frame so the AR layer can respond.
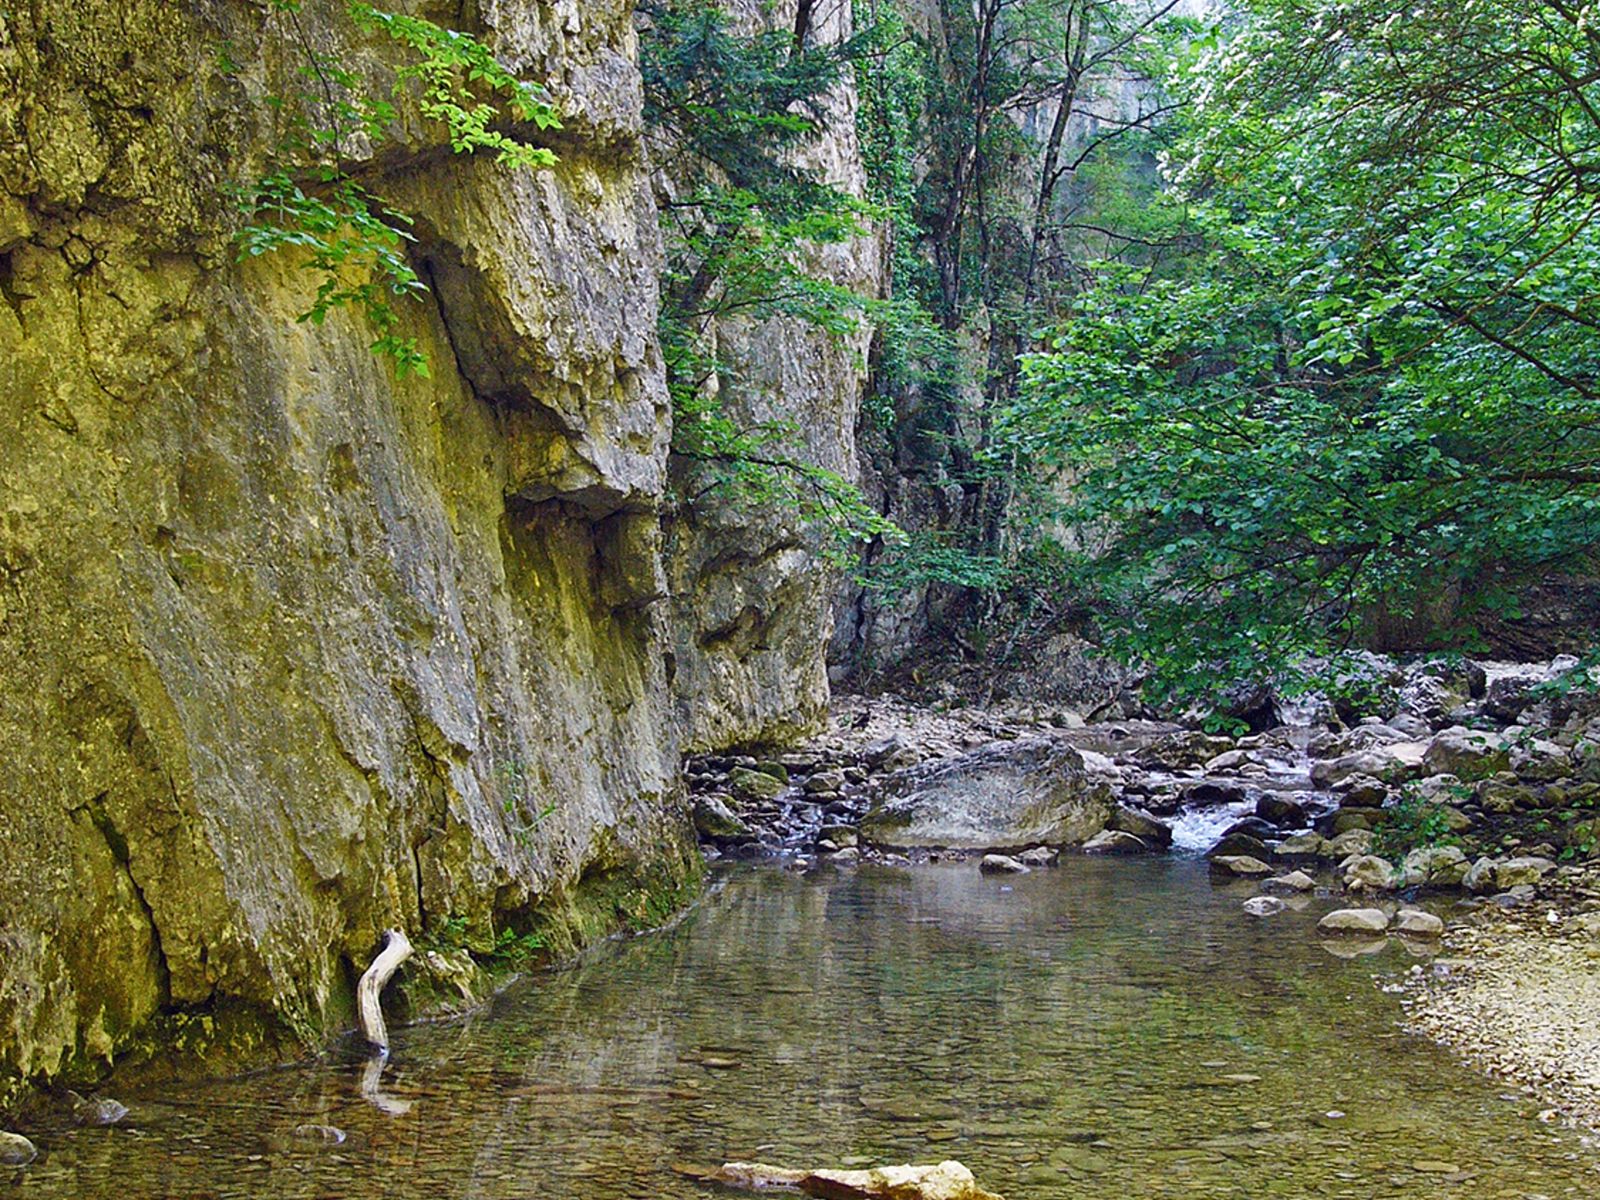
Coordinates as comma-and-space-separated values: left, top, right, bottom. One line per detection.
1401, 867, 1600, 1130
685, 652, 1600, 1128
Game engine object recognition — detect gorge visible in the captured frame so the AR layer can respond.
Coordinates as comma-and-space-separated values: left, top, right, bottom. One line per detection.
5, 1, 1600, 1195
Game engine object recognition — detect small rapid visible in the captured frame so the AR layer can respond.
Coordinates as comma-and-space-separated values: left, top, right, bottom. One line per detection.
1166, 797, 1258, 852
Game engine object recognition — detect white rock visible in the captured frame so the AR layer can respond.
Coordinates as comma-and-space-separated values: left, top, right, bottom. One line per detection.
1394, 908, 1445, 937
978, 853, 1028, 874
1318, 907, 1392, 935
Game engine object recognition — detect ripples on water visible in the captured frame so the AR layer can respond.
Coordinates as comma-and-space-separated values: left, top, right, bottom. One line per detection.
12, 859, 1598, 1198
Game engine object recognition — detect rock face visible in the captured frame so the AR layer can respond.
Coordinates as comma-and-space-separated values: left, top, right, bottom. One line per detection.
0, 0, 703, 1105
860, 738, 1114, 850
661, 0, 883, 751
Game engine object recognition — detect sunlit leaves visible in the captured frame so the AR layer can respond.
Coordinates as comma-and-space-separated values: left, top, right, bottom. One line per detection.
236, 3, 560, 375
1008, 0, 1600, 699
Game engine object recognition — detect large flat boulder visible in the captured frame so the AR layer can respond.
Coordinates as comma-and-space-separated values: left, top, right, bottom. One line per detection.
1310, 742, 1427, 787
859, 738, 1114, 851
1423, 727, 1511, 781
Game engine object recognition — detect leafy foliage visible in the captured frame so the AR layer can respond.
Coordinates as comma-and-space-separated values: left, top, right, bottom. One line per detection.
642, 0, 900, 556
1373, 786, 1462, 865
1011, 0, 1600, 700
235, 1, 560, 374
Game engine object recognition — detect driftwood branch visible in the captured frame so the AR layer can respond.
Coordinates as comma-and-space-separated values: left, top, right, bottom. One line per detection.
356, 928, 413, 1052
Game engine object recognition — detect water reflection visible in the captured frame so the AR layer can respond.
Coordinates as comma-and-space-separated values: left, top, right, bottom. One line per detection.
12, 860, 1599, 1199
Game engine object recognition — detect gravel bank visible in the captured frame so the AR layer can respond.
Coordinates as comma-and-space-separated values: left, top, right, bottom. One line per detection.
1403, 871, 1600, 1130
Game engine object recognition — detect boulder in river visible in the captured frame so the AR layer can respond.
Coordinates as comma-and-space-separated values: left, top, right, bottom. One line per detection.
1243, 896, 1286, 917
1494, 856, 1556, 888
978, 854, 1029, 875
1317, 908, 1392, 935
1393, 908, 1445, 938
694, 795, 751, 842
1208, 832, 1269, 860
0, 1131, 37, 1165
1343, 855, 1399, 892
1262, 870, 1317, 893
1400, 845, 1469, 887
729, 767, 787, 802
1106, 804, 1173, 849
1082, 830, 1149, 855
1310, 743, 1426, 788
1180, 780, 1255, 807
1132, 730, 1236, 771
1325, 828, 1375, 858
1333, 774, 1389, 808
708, 1159, 1005, 1200
1274, 832, 1333, 861
1328, 810, 1375, 835
72, 1096, 128, 1126
1422, 727, 1511, 781
1210, 855, 1274, 878
1463, 856, 1500, 893
1254, 793, 1307, 826
860, 738, 1113, 851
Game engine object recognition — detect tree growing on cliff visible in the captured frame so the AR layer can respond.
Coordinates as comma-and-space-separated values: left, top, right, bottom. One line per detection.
640, 0, 898, 556
234, 2, 560, 376
1009, 0, 1600, 699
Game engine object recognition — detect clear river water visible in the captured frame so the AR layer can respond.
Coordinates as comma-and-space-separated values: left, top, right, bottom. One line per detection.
10, 859, 1598, 1199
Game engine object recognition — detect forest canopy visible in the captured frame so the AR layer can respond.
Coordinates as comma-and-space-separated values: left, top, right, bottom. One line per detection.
1007, 0, 1600, 696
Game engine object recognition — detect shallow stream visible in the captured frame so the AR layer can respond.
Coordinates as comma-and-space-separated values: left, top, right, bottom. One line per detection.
13, 860, 1598, 1198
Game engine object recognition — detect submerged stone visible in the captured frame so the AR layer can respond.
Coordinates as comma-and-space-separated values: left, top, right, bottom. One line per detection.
711, 1159, 1004, 1200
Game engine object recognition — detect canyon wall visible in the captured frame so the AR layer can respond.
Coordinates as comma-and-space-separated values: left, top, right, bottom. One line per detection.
0, 0, 701, 1106
660, 0, 885, 751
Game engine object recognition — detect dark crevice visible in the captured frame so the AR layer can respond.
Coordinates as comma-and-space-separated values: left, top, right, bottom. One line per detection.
85, 791, 173, 1008
0, 249, 33, 328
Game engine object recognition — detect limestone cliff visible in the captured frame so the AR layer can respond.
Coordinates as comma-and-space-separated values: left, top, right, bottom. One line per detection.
0, 0, 698, 1107
659, 0, 884, 751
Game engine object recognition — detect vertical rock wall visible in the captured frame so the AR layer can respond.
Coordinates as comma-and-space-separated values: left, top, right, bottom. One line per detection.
660, 0, 885, 751
0, 0, 697, 1106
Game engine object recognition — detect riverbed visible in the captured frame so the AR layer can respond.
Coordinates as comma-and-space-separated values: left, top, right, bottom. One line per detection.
12, 859, 1599, 1198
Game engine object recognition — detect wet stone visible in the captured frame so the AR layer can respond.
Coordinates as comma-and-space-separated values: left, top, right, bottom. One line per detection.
292, 1124, 347, 1145
0, 1132, 37, 1166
